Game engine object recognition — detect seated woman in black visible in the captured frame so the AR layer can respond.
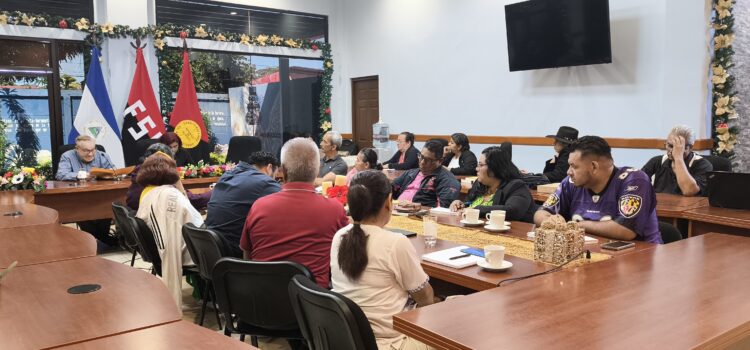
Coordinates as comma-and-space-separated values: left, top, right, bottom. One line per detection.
441, 133, 477, 176
160, 132, 194, 167
449, 146, 536, 222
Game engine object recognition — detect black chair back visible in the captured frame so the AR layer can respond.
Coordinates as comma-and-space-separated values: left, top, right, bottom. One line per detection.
212, 258, 312, 335
131, 215, 163, 275
226, 136, 262, 164
658, 221, 682, 244
339, 139, 358, 156
54, 143, 106, 174
129, 138, 160, 166
288, 275, 378, 350
500, 141, 513, 160
111, 202, 140, 252
182, 223, 230, 281
704, 155, 732, 172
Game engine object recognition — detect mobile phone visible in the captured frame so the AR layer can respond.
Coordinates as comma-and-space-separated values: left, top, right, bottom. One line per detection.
460, 247, 485, 258
600, 241, 635, 251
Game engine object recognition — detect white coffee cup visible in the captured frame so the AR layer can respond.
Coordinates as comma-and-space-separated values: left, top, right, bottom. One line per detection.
485, 210, 506, 228
462, 208, 480, 223
77, 170, 88, 181
484, 245, 506, 268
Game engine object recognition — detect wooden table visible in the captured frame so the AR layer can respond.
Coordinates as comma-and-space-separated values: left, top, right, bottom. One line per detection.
401, 213, 654, 291
394, 233, 750, 349
0, 224, 96, 268
54, 321, 257, 349
0, 257, 181, 349
0, 203, 59, 228
685, 206, 750, 237
32, 177, 217, 222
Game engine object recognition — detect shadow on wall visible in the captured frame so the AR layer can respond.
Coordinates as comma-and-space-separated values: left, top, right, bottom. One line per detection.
522, 17, 640, 93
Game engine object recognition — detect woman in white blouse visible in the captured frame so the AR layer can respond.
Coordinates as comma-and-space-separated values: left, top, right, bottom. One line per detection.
331, 170, 438, 350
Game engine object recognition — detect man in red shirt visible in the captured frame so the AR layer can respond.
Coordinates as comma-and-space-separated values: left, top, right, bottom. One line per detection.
240, 137, 348, 288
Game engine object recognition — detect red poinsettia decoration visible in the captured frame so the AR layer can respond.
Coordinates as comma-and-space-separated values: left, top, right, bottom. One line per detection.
311, 44, 319, 51
58, 19, 68, 29
179, 31, 188, 39
324, 107, 331, 115
326, 185, 348, 205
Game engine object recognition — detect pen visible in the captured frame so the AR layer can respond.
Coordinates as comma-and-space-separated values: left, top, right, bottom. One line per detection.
449, 253, 471, 260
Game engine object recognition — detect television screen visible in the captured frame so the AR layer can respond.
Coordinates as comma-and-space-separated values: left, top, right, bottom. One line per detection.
505, 0, 612, 72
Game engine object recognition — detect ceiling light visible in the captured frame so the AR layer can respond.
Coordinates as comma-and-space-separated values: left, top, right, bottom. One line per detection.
230, 11, 238, 15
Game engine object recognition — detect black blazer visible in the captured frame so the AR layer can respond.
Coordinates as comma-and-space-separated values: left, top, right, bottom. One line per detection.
442, 150, 478, 176
174, 148, 195, 167
383, 146, 419, 170
465, 178, 537, 223
543, 148, 570, 183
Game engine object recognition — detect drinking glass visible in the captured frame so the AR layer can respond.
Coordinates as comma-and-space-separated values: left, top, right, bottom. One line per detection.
423, 215, 438, 247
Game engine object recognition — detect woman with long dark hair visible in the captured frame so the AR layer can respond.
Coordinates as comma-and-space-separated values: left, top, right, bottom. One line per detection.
450, 146, 536, 222
441, 133, 477, 175
331, 170, 437, 350
345, 148, 382, 185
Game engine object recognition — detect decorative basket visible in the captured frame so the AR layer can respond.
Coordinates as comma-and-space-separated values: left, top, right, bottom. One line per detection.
534, 215, 585, 265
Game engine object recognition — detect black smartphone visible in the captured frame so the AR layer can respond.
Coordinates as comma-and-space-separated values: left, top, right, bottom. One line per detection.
601, 241, 635, 251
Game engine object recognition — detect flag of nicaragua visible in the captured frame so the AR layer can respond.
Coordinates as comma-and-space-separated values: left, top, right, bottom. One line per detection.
68, 46, 125, 168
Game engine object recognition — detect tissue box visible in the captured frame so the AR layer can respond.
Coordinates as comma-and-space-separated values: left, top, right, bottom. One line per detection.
537, 183, 561, 194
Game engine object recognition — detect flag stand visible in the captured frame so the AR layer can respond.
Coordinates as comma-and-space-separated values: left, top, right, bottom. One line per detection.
130, 37, 147, 50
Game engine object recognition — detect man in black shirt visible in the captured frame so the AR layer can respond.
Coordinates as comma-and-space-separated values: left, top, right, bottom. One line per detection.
642, 125, 713, 196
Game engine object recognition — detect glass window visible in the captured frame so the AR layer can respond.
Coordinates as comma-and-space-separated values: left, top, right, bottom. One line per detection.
0, 75, 50, 167
0, 39, 50, 68
2, 0, 94, 20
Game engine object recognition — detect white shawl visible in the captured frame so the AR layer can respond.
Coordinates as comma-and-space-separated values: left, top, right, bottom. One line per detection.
136, 185, 204, 311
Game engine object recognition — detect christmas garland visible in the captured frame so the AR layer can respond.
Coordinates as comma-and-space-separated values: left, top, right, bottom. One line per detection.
710, 0, 738, 157
0, 10, 334, 139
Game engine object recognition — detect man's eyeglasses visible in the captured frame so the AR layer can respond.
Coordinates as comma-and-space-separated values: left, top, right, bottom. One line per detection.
417, 153, 438, 163
77, 147, 96, 154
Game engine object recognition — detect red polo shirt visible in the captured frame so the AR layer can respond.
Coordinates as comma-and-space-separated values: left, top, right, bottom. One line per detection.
239, 182, 349, 288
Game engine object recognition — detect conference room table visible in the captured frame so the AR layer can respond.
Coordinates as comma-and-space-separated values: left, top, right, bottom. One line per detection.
0, 256, 181, 349
0, 202, 59, 228
393, 233, 750, 350
29, 177, 218, 222
399, 212, 655, 292
0, 224, 96, 268
53, 321, 257, 350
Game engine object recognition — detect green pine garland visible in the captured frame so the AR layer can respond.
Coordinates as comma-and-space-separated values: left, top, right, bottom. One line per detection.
710, 0, 738, 157
0, 10, 334, 140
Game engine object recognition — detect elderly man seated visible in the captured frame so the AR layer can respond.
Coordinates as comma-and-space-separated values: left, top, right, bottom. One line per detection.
315, 130, 348, 186
55, 135, 118, 247
56, 135, 114, 181
642, 125, 713, 196
392, 140, 460, 208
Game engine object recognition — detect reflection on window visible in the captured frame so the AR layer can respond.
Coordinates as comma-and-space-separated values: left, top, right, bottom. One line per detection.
58, 41, 86, 145
0, 76, 48, 167
0, 39, 50, 68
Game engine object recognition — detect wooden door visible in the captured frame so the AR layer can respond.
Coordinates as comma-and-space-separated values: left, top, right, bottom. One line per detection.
352, 76, 379, 150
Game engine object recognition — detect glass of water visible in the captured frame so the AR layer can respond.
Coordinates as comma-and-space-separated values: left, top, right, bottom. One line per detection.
423, 215, 438, 247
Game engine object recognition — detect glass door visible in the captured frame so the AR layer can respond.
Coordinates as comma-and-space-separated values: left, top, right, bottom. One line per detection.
0, 74, 52, 168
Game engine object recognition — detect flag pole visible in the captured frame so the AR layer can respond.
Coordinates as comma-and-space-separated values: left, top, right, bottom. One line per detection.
129, 37, 146, 50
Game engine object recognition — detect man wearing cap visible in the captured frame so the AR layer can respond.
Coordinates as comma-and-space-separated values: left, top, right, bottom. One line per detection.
543, 126, 578, 183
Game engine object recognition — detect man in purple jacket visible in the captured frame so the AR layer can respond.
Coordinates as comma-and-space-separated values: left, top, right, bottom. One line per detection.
534, 136, 662, 244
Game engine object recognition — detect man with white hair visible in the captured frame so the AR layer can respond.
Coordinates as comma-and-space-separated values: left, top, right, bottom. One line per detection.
56, 135, 114, 181
642, 125, 713, 196
240, 137, 348, 288
316, 130, 348, 185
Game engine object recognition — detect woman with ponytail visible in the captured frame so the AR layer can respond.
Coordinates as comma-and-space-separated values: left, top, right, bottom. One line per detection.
331, 170, 437, 350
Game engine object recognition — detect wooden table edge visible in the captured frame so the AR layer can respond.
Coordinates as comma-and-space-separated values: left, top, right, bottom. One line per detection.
392, 315, 470, 350
44, 320, 183, 349
683, 211, 750, 229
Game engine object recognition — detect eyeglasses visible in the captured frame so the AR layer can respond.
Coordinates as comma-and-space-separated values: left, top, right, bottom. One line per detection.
77, 147, 96, 154
417, 153, 438, 163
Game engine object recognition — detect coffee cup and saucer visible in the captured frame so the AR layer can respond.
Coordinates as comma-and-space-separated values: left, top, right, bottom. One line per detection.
460, 208, 484, 226
484, 210, 510, 232
477, 245, 513, 272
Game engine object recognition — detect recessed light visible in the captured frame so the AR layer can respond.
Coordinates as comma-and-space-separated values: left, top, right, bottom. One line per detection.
230, 11, 238, 15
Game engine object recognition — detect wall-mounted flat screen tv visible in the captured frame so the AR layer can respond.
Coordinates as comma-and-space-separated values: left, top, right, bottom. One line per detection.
505, 0, 612, 72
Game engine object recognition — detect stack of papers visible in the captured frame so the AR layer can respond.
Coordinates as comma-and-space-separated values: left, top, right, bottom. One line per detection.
422, 246, 482, 269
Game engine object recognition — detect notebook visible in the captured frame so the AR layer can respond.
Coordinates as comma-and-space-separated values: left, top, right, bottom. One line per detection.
422, 246, 482, 269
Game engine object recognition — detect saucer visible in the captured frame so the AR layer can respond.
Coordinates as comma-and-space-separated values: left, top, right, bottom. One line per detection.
484, 224, 510, 233
460, 219, 484, 226
477, 259, 513, 272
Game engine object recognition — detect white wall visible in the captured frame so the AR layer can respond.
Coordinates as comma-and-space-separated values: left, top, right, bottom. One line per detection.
333, 0, 712, 171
